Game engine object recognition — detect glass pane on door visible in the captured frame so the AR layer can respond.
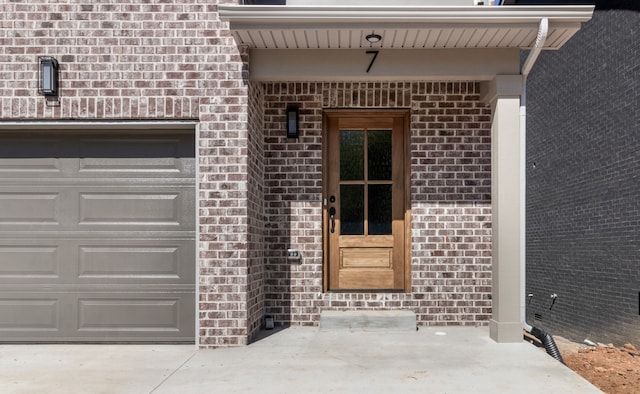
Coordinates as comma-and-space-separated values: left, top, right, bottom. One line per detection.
340, 130, 364, 181
368, 129, 392, 181
368, 184, 392, 235
340, 184, 364, 235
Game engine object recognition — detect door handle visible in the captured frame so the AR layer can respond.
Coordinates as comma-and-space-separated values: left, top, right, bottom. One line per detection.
328, 207, 336, 233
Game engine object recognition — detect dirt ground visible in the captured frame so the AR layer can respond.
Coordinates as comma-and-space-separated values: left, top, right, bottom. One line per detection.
554, 337, 640, 394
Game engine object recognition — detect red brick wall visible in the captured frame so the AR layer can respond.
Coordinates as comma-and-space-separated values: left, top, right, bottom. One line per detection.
263, 82, 493, 327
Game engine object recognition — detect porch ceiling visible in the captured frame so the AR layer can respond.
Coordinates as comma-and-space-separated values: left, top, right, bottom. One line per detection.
218, 5, 594, 50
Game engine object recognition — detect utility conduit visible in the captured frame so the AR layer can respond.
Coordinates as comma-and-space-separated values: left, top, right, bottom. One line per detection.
519, 18, 564, 365
520, 18, 548, 332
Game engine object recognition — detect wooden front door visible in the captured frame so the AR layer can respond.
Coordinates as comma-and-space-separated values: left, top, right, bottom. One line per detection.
324, 110, 409, 291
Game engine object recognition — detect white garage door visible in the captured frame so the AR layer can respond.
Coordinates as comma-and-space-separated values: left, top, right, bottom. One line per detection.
0, 130, 195, 342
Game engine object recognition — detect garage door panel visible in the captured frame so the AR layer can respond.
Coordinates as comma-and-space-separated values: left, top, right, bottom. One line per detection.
79, 157, 184, 175
0, 245, 60, 278
0, 297, 60, 332
78, 137, 193, 176
0, 186, 194, 231
79, 191, 183, 227
0, 158, 193, 179
73, 291, 195, 340
0, 138, 67, 178
0, 139, 85, 179
0, 157, 62, 175
0, 187, 77, 230
78, 298, 181, 331
76, 187, 195, 229
0, 291, 194, 341
0, 192, 61, 225
0, 131, 196, 343
0, 134, 194, 179
77, 241, 195, 283
0, 239, 194, 285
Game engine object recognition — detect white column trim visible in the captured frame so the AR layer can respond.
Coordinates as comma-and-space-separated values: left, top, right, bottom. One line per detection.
487, 75, 524, 343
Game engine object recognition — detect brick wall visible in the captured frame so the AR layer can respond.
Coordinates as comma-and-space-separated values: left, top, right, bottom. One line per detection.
0, 0, 256, 347
526, 5, 640, 347
262, 82, 493, 327
246, 80, 266, 339
0, 0, 236, 119
0, 0, 496, 345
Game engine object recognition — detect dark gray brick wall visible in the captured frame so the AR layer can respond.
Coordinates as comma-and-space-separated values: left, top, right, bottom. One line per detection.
526, 4, 640, 347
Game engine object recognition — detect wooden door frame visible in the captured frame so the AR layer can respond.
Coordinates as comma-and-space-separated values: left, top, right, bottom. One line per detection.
322, 109, 412, 293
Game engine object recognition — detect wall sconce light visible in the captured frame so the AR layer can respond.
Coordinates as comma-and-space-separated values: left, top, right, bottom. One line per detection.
286, 105, 299, 139
38, 56, 59, 100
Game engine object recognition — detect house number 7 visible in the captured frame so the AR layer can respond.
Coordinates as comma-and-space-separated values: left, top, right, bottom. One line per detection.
366, 50, 379, 73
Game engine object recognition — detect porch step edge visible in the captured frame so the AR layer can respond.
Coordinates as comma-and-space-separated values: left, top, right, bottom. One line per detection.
320, 310, 416, 332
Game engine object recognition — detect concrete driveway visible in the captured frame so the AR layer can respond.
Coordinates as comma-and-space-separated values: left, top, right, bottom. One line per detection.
0, 326, 601, 393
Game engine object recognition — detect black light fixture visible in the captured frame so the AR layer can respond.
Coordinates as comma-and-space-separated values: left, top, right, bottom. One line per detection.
366, 34, 382, 43
38, 56, 59, 98
286, 105, 299, 139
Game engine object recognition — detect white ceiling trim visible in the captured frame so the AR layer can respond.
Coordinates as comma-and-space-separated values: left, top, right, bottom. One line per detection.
219, 6, 594, 23
218, 5, 594, 50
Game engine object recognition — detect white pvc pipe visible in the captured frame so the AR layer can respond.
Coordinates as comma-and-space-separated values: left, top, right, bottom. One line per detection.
522, 18, 549, 78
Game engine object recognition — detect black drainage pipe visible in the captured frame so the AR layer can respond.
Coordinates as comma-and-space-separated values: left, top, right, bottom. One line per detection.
530, 326, 565, 364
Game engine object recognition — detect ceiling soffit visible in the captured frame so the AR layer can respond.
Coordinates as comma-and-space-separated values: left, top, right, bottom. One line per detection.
218, 5, 594, 50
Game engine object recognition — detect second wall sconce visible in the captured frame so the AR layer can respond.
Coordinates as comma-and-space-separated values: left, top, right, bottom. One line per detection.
38, 56, 60, 106
286, 105, 299, 139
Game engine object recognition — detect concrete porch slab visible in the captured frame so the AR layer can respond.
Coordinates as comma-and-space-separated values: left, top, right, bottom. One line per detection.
320, 310, 417, 331
0, 327, 602, 394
